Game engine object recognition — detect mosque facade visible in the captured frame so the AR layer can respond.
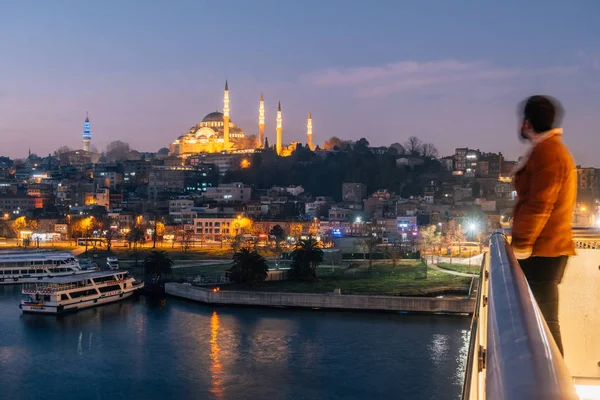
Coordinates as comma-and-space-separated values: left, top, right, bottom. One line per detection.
169, 81, 314, 157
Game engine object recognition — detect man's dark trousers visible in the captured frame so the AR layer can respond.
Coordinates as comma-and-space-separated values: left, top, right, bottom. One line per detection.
519, 256, 568, 355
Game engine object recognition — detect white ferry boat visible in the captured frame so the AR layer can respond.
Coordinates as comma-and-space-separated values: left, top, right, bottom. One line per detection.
0, 251, 92, 285
20, 271, 144, 314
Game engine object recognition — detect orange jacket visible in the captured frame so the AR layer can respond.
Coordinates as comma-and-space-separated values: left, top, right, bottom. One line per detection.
511, 129, 576, 258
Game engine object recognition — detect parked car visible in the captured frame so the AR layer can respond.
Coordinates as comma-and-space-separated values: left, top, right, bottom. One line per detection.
106, 257, 120, 270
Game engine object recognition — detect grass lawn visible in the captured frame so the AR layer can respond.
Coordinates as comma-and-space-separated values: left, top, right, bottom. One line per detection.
227, 261, 472, 297
437, 263, 481, 275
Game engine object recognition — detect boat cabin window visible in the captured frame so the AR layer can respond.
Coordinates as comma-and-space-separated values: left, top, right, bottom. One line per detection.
43, 295, 51, 301
99, 285, 121, 293
20, 270, 27, 274
70, 289, 98, 298
61, 294, 69, 301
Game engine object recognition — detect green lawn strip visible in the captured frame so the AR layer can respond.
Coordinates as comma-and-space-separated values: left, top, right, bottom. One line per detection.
225, 262, 471, 297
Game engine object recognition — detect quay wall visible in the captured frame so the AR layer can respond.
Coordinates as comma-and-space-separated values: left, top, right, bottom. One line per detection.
165, 283, 475, 314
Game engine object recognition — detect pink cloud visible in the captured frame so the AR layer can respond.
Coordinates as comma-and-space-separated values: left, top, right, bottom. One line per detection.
307, 59, 578, 99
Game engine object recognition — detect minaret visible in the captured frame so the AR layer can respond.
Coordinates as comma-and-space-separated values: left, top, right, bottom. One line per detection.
82, 112, 92, 152
258, 93, 265, 148
223, 80, 230, 149
276, 101, 282, 155
306, 111, 314, 151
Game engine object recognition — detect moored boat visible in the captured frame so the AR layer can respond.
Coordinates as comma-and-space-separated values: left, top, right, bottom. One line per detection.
20, 271, 144, 314
0, 251, 93, 285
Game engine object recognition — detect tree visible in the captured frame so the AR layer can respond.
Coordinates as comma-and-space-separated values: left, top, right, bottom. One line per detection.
231, 216, 253, 236
144, 250, 173, 284
80, 217, 95, 253
53, 146, 72, 157
290, 238, 324, 281
418, 225, 441, 263
355, 234, 381, 270
28, 219, 39, 231
323, 136, 353, 151
105, 227, 117, 252
96, 215, 118, 252
404, 136, 423, 156
269, 224, 285, 250
228, 248, 269, 284
105, 140, 131, 161
442, 221, 465, 264
11, 216, 27, 238
290, 223, 303, 240
390, 240, 403, 268
179, 229, 194, 252
127, 226, 145, 266
421, 142, 439, 158
153, 221, 165, 248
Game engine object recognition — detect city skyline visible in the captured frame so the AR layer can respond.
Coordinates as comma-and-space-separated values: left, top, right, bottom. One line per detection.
1, 1, 600, 165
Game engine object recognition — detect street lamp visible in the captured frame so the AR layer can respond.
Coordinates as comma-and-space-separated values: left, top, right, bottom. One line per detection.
468, 223, 477, 234
465, 222, 480, 270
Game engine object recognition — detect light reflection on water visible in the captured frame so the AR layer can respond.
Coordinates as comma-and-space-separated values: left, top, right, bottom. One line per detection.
210, 311, 224, 398
0, 285, 469, 400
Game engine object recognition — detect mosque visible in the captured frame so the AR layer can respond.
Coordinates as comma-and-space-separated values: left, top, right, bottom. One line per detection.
169, 81, 314, 157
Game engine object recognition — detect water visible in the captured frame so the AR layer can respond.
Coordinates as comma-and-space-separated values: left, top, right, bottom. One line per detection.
0, 285, 469, 400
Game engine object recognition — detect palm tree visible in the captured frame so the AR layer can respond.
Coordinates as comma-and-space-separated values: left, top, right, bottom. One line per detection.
290, 238, 324, 281
144, 250, 174, 284
228, 248, 269, 284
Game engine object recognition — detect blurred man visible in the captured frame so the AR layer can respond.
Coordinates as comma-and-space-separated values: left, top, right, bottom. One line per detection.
512, 95, 576, 355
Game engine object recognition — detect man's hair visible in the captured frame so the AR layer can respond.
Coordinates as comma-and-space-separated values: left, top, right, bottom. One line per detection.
520, 95, 564, 133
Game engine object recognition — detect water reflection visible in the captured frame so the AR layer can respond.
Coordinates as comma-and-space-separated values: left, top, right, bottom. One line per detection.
430, 333, 449, 366
78, 331, 83, 355
210, 311, 223, 398
0, 287, 471, 400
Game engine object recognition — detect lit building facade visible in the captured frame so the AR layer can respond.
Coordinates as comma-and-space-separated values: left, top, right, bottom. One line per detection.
169, 81, 312, 158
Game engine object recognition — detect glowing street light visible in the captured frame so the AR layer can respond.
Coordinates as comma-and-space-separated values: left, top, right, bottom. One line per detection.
355, 217, 362, 223
468, 223, 478, 234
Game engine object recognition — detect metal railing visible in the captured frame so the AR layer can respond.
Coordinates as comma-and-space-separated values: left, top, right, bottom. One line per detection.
462, 231, 579, 400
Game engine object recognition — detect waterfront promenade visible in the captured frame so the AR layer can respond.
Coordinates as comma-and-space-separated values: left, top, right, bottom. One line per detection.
166, 283, 476, 314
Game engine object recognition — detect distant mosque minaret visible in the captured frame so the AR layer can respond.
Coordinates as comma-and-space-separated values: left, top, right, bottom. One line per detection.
169, 80, 308, 157
82, 112, 92, 152
306, 111, 314, 151
276, 101, 283, 155
258, 93, 265, 148
223, 80, 230, 148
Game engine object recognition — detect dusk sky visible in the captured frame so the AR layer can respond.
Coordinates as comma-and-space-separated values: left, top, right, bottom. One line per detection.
1, 1, 599, 165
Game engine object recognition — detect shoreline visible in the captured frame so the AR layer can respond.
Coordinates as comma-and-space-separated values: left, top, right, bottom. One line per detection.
165, 283, 475, 315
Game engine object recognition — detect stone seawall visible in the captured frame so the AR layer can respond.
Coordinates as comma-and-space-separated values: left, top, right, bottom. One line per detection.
165, 283, 475, 314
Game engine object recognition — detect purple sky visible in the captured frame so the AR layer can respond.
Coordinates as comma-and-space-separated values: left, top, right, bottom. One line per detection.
1, 1, 599, 165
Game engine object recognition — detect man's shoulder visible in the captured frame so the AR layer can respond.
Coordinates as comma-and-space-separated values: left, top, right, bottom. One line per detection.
531, 137, 575, 167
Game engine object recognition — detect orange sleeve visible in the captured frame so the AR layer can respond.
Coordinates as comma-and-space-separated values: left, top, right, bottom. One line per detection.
511, 152, 562, 254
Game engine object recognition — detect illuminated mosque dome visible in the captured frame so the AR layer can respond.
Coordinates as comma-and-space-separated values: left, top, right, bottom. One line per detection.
170, 107, 246, 155
201, 111, 225, 123
169, 80, 312, 157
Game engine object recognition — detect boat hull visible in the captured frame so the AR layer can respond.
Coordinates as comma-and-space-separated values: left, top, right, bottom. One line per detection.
0, 270, 95, 285
20, 289, 140, 314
